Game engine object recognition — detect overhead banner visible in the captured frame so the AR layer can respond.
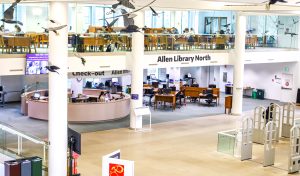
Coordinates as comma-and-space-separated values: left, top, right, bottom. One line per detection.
68, 70, 131, 78
102, 150, 134, 176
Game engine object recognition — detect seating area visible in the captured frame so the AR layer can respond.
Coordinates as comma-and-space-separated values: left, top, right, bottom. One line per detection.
0, 30, 279, 54
143, 84, 220, 110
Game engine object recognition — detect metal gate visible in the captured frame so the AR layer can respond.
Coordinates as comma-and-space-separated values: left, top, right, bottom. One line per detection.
263, 121, 277, 167
269, 103, 281, 141
253, 106, 266, 144
241, 116, 253, 161
288, 125, 300, 173
282, 103, 295, 138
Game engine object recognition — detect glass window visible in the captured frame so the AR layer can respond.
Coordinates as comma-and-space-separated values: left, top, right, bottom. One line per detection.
95, 7, 104, 26
181, 11, 189, 32
175, 11, 182, 33
163, 11, 171, 28
153, 11, 163, 28
204, 17, 227, 34
82, 6, 92, 32
144, 11, 152, 28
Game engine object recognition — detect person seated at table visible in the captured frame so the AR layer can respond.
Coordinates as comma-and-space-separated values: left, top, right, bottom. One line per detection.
189, 28, 195, 35
161, 27, 169, 34
14, 25, 24, 36
98, 92, 106, 102
171, 27, 179, 34
0, 25, 4, 32
71, 91, 77, 103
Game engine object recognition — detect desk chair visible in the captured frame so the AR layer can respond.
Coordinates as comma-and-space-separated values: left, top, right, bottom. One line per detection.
205, 93, 217, 106
144, 88, 155, 106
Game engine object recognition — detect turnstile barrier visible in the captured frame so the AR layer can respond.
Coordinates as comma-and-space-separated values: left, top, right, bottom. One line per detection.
282, 103, 295, 138
253, 106, 266, 144
241, 116, 253, 161
288, 125, 300, 174
269, 103, 281, 141
263, 121, 277, 167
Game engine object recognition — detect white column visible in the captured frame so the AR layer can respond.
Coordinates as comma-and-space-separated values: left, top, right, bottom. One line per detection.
48, 2, 68, 176
232, 13, 246, 115
130, 11, 144, 129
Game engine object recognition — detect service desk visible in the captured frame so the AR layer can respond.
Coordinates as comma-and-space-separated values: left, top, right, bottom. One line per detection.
22, 90, 130, 123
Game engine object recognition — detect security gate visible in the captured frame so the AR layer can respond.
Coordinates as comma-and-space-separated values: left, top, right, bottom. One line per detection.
288, 126, 300, 174
263, 121, 277, 167
253, 106, 266, 144
269, 103, 281, 141
282, 103, 295, 138
241, 116, 253, 161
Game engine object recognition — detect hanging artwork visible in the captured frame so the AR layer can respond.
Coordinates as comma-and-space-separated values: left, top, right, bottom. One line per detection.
223, 72, 227, 82
281, 73, 293, 90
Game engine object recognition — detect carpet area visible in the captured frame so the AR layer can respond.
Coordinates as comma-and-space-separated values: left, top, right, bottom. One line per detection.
0, 95, 283, 137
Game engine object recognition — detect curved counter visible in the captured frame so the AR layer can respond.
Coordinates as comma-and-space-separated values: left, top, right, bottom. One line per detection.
22, 89, 130, 123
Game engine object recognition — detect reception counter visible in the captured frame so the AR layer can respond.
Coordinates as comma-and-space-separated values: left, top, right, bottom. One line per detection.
21, 89, 130, 123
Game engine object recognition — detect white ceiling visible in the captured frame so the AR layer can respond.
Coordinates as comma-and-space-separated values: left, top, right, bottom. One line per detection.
2, 0, 300, 13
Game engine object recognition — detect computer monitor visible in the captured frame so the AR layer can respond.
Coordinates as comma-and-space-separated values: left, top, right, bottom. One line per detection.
85, 81, 92, 88
147, 76, 151, 80
44, 91, 49, 97
150, 74, 156, 80
163, 84, 167, 89
164, 88, 172, 94
166, 74, 169, 79
112, 78, 118, 83
171, 86, 176, 91
206, 89, 213, 94
209, 84, 217, 88
152, 82, 159, 88
68, 128, 81, 155
33, 92, 41, 100
0, 86, 3, 92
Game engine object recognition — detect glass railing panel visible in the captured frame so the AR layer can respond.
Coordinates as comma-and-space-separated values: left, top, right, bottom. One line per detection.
0, 122, 48, 168
1, 32, 298, 55
144, 33, 235, 51
246, 34, 298, 49
217, 130, 237, 156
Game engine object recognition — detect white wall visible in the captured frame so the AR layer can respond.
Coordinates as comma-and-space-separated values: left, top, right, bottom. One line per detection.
180, 67, 208, 87
244, 62, 297, 102
219, 65, 234, 92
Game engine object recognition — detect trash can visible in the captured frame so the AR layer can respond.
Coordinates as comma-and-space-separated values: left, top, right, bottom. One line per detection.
252, 89, 257, 99
31, 157, 42, 176
225, 85, 233, 95
257, 89, 265, 100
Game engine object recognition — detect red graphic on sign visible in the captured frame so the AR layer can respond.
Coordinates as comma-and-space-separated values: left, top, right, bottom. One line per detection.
109, 163, 124, 176
285, 82, 289, 86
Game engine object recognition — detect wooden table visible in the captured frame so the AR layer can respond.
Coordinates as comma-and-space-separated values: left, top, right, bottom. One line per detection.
154, 91, 179, 110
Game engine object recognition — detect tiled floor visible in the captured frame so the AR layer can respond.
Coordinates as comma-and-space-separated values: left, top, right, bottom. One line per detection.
78, 109, 300, 176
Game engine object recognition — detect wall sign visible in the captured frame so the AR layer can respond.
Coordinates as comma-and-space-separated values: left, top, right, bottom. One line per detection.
157, 54, 211, 63
131, 94, 139, 100
69, 70, 131, 78
102, 150, 134, 176
281, 73, 293, 90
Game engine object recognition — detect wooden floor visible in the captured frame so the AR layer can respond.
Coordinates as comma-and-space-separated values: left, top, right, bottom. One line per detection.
78, 112, 298, 176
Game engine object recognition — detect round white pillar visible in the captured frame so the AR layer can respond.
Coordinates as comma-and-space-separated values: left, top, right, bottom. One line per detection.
48, 2, 68, 176
232, 13, 246, 115
130, 11, 144, 129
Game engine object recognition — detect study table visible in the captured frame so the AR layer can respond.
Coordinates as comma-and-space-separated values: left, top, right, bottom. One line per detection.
154, 91, 179, 110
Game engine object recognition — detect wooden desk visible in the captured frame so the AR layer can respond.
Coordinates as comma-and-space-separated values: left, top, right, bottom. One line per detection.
154, 94, 176, 110
154, 91, 179, 110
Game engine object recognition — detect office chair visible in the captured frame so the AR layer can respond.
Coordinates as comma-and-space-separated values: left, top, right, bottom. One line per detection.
205, 93, 216, 106
144, 88, 155, 106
